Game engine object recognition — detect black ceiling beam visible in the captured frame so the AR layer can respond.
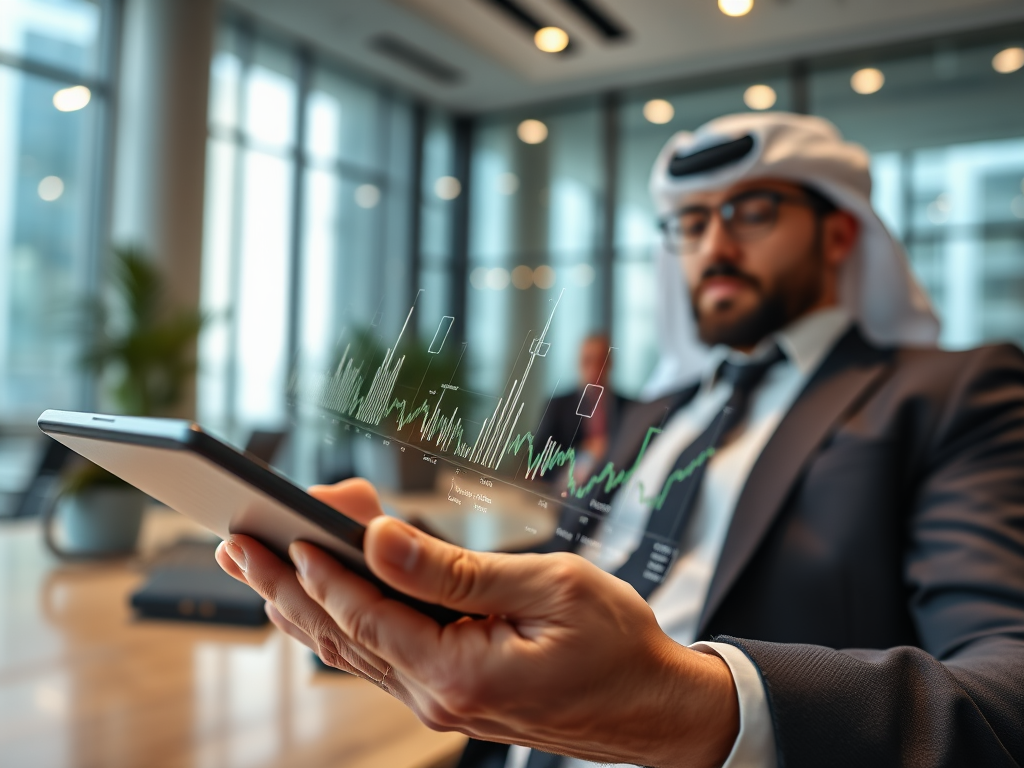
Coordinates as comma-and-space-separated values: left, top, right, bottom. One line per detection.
370, 35, 462, 84
481, 0, 545, 32
478, 0, 575, 53
558, 0, 627, 40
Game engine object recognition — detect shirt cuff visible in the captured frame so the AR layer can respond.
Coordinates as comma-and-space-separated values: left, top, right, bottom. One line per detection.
691, 641, 778, 768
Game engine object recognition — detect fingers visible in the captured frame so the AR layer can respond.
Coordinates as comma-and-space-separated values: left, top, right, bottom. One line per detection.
215, 540, 247, 583
224, 534, 384, 677
363, 516, 575, 618
308, 478, 383, 526
265, 602, 315, 651
290, 539, 449, 673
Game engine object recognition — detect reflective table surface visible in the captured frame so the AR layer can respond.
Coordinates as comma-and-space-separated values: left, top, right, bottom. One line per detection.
0, 511, 466, 767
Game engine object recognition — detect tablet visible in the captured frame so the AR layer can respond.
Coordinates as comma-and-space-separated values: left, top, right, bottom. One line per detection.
37, 409, 464, 625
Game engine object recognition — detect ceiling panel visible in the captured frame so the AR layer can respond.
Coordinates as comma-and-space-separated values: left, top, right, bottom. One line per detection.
227, 0, 1024, 112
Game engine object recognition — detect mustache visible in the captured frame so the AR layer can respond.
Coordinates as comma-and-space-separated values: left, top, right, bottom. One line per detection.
697, 262, 761, 292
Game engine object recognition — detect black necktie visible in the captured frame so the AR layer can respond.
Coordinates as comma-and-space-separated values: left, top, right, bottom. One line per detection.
524, 347, 785, 768
612, 344, 785, 599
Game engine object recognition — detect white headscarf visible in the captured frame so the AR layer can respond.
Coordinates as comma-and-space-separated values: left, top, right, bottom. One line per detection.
642, 112, 940, 400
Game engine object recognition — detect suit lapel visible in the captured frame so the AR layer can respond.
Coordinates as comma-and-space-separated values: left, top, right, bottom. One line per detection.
611, 387, 697, 467
696, 329, 893, 636
589, 386, 698, 509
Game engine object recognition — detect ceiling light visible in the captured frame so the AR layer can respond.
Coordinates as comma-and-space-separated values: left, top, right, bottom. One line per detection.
517, 119, 548, 144
38, 176, 64, 201
497, 172, 519, 195
534, 26, 569, 53
434, 176, 461, 200
718, 0, 753, 17
851, 67, 885, 95
52, 85, 91, 112
571, 263, 595, 287
743, 84, 777, 110
511, 265, 533, 290
992, 47, 1024, 74
533, 265, 556, 289
470, 267, 489, 290
643, 99, 674, 124
486, 267, 510, 290
354, 184, 380, 209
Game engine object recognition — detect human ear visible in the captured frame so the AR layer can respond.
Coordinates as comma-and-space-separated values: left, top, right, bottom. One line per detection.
822, 211, 859, 267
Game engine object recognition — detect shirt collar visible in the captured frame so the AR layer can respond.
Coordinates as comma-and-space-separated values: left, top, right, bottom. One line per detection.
702, 306, 853, 389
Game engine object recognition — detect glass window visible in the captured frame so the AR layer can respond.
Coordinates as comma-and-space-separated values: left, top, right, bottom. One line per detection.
199, 32, 297, 438
0, 0, 105, 79
468, 100, 604, 412
809, 34, 1024, 349
0, 8, 110, 421
419, 110, 456, 335
200, 19, 415, 465
305, 69, 382, 170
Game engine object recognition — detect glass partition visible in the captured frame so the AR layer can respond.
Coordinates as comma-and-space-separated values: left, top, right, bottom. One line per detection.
0, 0, 112, 423
808, 34, 1024, 349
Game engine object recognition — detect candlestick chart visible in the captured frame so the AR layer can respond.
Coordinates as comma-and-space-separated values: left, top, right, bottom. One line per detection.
297, 290, 710, 520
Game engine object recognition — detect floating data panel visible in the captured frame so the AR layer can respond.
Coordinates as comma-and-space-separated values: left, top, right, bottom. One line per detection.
429, 316, 454, 354
529, 338, 550, 357
576, 384, 604, 418
293, 286, 712, 576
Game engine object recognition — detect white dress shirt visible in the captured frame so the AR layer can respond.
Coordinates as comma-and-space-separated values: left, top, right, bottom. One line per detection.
506, 307, 853, 768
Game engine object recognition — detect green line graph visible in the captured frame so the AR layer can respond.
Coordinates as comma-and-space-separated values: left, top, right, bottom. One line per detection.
300, 292, 711, 517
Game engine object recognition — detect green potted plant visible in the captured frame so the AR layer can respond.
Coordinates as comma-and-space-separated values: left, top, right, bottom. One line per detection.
44, 246, 205, 558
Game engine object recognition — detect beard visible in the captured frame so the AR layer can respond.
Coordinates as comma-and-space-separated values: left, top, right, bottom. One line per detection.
691, 247, 826, 349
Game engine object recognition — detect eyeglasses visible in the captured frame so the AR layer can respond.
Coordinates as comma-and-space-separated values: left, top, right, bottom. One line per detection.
660, 189, 832, 255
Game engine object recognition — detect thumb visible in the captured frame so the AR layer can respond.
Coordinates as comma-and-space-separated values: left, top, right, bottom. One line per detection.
364, 516, 563, 618
308, 478, 383, 526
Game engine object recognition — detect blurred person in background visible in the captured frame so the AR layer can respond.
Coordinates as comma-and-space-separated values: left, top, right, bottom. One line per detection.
217, 114, 1024, 768
534, 333, 633, 487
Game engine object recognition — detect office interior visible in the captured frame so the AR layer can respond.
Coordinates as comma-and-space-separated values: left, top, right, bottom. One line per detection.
1, 0, 1023, 765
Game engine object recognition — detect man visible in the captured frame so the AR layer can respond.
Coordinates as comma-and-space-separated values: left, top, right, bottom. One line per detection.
216, 113, 1024, 768
534, 333, 632, 488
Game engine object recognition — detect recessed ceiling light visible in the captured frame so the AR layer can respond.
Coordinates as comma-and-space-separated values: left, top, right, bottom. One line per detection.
486, 267, 510, 290
533, 265, 556, 289
718, 0, 753, 17
497, 172, 520, 195
517, 119, 549, 144
434, 176, 461, 200
643, 99, 674, 124
851, 67, 885, 95
511, 265, 533, 290
534, 26, 569, 53
354, 184, 380, 209
743, 84, 777, 110
52, 85, 91, 112
38, 176, 64, 201
992, 47, 1024, 74
571, 263, 595, 287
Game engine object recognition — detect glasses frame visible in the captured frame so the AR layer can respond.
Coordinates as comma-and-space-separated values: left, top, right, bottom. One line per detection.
659, 188, 834, 255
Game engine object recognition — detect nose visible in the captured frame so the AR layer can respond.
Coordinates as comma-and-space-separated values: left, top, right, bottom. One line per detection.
692, 211, 742, 269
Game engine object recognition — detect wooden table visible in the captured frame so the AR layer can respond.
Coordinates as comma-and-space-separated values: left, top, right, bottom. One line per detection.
0, 511, 467, 768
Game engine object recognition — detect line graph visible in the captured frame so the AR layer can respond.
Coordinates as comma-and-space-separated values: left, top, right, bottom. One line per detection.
298, 289, 712, 525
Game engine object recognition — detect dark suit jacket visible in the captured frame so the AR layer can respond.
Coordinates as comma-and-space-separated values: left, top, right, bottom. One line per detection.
533, 388, 633, 462
458, 327, 1024, 768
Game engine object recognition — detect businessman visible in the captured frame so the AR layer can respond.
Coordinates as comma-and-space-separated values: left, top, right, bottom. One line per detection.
217, 113, 1024, 768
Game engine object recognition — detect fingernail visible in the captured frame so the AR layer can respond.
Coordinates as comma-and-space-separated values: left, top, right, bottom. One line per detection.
225, 540, 247, 572
380, 522, 420, 572
289, 542, 308, 579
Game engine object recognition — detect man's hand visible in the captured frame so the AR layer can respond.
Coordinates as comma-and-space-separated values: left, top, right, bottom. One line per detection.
215, 478, 739, 768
